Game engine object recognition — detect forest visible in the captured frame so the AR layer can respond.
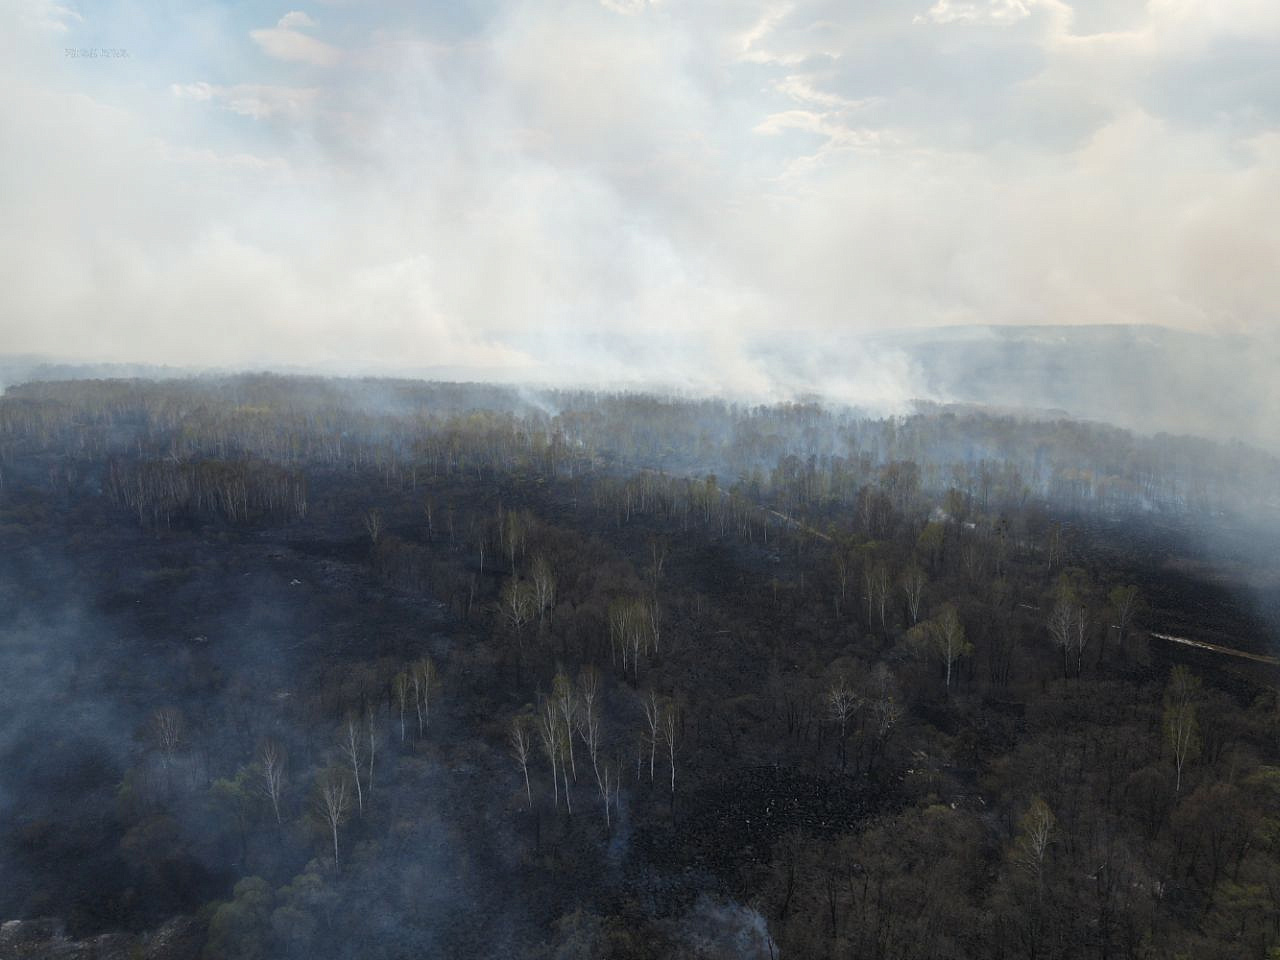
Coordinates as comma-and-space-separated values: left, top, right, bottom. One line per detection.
1, 374, 1279, 960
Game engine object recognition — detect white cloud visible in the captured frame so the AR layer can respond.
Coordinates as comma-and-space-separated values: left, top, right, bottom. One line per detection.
250, 11, 340, 66
26, 0, 81, 31
172, 81, 319, 120
278, 10, 316, 30
915, 0, 1034, 26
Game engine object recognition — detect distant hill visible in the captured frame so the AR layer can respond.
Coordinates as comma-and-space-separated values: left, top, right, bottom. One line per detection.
859, 324, 1280, 449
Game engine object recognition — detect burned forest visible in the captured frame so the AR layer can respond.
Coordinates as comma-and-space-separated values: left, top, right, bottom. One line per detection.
1, 375, 1279, 959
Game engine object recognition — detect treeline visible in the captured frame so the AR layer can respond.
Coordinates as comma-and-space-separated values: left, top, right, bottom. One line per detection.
107, 459, 308, 528
3, 375, 1279, 520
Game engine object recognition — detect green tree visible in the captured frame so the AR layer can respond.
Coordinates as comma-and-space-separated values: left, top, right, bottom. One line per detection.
205, 877, 275, 960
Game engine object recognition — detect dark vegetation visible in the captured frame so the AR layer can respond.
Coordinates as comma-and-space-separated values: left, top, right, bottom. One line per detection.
1, 375, 1279, 959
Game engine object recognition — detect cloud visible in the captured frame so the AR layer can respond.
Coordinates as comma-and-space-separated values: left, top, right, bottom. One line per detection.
915, 0, 1036, 26
250, 10, 341, 66
171, 82, 319, 120
25, 0, 81, 31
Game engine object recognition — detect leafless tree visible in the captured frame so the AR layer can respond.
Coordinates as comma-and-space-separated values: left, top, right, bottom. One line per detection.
900, 565, 926, 624
364, 507, 383, 545
393, 671, 411, 742
1047, 600, 1089, 678
500, 578, 535, 648
1015, 796, 1056, 881
538, 698, 562, 809
1164, 666, 1201, 794
864, 564, 891, 629
598, 759, 619, 829
530, 554, 556, 629
1109, 584, 1139, 645
609, 598, 655, 677
866, 665, 903, 752
509, 715, 533, 810
341, 714, 365, 814
640, 690, 662, 782
152, 707, 184, 774
258, 739, 286, 824
366, 707, 377, 799
316, 769, 349, 871
1072, 605, 1091, 677
553, 672, 578, 782
913, 605, 970, 690
411, 657, 438, 736
661, 700, 678, 797
578, 665, 601, 717
827, 677, 861, 772
577, 667, 604, 792
648, 537, 668, 595
557, 711, 574, 814
1045, 522, 1063, 573
503, 508, 526, 570
1047, 599, 1074, 675
833, 548, 851, 618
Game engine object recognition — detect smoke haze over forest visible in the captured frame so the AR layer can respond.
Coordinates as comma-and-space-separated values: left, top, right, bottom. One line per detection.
4, 0, 1280, 443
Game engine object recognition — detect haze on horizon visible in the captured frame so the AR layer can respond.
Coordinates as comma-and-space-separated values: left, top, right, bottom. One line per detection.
2, 0, 1279, 408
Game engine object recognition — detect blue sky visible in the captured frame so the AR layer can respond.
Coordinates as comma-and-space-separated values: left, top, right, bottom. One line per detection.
3, 0, 1279, 398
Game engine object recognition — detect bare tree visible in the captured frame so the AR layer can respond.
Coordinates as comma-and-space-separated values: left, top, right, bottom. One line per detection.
503, 509, 526, 570
1046, 600, 1075, 677
341, 714, 365, 814
316, 769, 349, 871
599, 761, 615, 829
1164, 666, 1201, 795
364, 507, 383, 545
1015, 795, 1056, 881
509, 715, 533, 810
833, 548, 852, 619
530, 554, 556, 629
1072, 605, 1091, 678
553, 672, 578, 782
827, 677, 860, 771
578, 665, 601, 717
865, 563, 891, 630
648, 538, 668, 595
152, 707, 184, 775
865, 665, 903, 769
557, 710, 574, 814
640, 690, 661, 782
1047, 600, 1090, 678
1109, 584, 1139, 646
366, 707, 377, 799
578, 667, 604, 792
500, 578, 535, 648
393, 671, 411, 743
661, 700, 678, 797
900, 565, 926, 624
258, 739, 286, 824
411, 657, 438, 736
538, 698, 562, 809
923, 605, 970, 690
1045, 522, 1063, 573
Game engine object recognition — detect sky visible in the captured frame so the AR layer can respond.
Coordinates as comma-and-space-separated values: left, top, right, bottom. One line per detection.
2, 0, 1279, 398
